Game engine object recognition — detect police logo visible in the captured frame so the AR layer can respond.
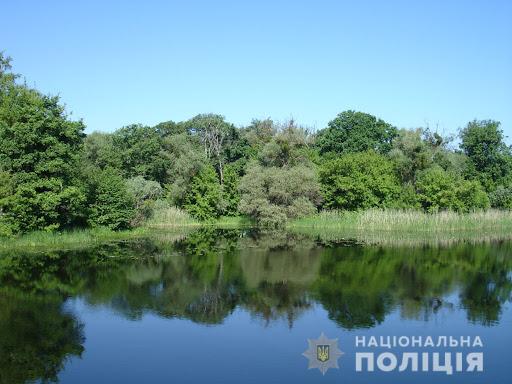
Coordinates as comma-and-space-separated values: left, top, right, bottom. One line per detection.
303, 333, 344, 375
317, 345, 330, 362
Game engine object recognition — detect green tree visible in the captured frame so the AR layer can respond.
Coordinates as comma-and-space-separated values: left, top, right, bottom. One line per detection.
389, 128, 462, 183
221, 165, 241, 216
489, 186, 512, 209
415, 166, 489, 212
457, 179, 491, 211
111, 124, 170, 183
258, 120, 314, 167
184, 164, 223, 220
87, 168, 135, 229
126, 176, 163, 225
0, 171, 15, 236
153, 119, 187, 137
319, 151, 401, 210
186, 114, 233, 184
82, 131, 121, 170
460, 120, 512, 191
0, 53, 87, 233
316, 110, 397, 156
243, 118, 275, 150
239, 163, 321, 227
163, 133, 208, 206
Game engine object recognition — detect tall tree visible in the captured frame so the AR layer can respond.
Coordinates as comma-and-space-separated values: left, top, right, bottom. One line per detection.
111, 124, 169, 183
316, 110, 397, 156
187, 114, 232, 184
0, 53, 86, 233
319, 151, 401, 210
460, 120, 512, 191
87, 167, 135, 230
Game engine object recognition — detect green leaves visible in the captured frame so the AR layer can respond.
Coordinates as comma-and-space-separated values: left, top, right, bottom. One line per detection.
87, 168, 135, 230
316, 110, 397, 156
415, 166, 490, 213
239, 163, 321, 227
184, 164, 223, 221
460, 120, 512, 192
0, 64, 86, 233
319, 151, 401, 210
1, 51, 510, 234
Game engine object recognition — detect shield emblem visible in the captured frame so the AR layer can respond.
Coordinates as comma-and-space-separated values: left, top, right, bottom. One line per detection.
317, 345, 330, 362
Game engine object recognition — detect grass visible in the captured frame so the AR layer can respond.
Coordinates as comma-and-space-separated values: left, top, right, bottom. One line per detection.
144, 206, 200, 228
0, 208, 253, 252
145, 206, 254, 228
288, 208, 512, 246
0, 227, 150, 252
290, 208, 512, 231
4, 208, 512, 252
206, 215, 254, 228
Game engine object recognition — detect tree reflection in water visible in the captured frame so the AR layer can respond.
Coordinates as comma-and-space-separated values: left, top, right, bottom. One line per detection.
0, 229, 511, 382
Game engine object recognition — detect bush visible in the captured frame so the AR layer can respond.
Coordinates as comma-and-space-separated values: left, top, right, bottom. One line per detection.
392, 183, 421, 209
238, 163, 322, 227
87, 168, 135, 230
220, 165, 241, 216
457, 179, 490, 211
126, 176, 163, 225
319, 151, 401, 210
316, 110, 397, 155
489, 186, 512, 209
416, 166, 489, 212
0, 61, 87, 233
184, 164, 223, 220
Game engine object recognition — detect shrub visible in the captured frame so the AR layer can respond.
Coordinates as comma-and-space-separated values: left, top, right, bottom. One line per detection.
126, 176, 163, 225
220, 165, 241, 216
238, 163, 322, 227
316, 110, 397, 155
319, 151, 401, 210
87, 168, 135, 230
489, 186, 512, 209
184, 164, 223, 220
416, 166, 489, 212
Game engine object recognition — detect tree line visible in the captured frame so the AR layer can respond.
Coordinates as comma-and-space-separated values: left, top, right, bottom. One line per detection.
1, 53, 511, 235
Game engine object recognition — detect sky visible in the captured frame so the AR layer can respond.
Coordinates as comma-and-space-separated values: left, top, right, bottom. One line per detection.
2, 0, 511, 139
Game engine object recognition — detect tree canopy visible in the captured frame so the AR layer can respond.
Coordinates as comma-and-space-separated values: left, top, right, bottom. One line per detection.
316, 110, 397, 156
1, 52, 511, 234
0, 53, 86, 234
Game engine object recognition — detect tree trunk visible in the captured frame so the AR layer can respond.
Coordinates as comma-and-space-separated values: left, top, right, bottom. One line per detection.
218, 158, 224, 185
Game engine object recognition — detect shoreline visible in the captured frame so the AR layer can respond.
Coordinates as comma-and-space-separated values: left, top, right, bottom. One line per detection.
2, 209, 512, 251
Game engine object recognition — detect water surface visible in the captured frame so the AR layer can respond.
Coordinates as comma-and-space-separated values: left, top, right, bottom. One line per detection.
1, 229, 511, 383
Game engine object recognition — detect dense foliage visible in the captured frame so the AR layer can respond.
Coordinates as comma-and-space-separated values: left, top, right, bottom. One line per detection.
319, 151, 401, 210
0, 54, 86, 235
316, 110, 397, 156
1, 53, 511, 233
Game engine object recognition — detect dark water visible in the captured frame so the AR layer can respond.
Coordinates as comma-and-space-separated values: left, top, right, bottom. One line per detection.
0, 229, 511, 384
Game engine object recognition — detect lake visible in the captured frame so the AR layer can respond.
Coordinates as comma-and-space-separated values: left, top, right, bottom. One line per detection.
0, 228, 511, 383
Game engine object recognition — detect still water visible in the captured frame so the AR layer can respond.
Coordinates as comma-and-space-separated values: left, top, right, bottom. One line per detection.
0, 229, 511, 383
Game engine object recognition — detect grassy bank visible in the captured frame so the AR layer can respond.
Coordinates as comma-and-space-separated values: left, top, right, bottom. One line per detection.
0, 227, 152, 252
144, 206, 201, 228
290, 209, 512, 231
0, 208, 253, 252
144, 206, 254, 229
4, 209, 512, 252
289, 209, 512, 246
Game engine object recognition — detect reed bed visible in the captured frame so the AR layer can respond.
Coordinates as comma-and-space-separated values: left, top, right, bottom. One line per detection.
290, 209, 512, 232
0, 227, 150, 252
289, 209, 512, 246
145, 206, 200, 228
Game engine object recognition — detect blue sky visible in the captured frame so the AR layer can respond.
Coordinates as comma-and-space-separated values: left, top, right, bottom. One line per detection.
3, 0, 511, 139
